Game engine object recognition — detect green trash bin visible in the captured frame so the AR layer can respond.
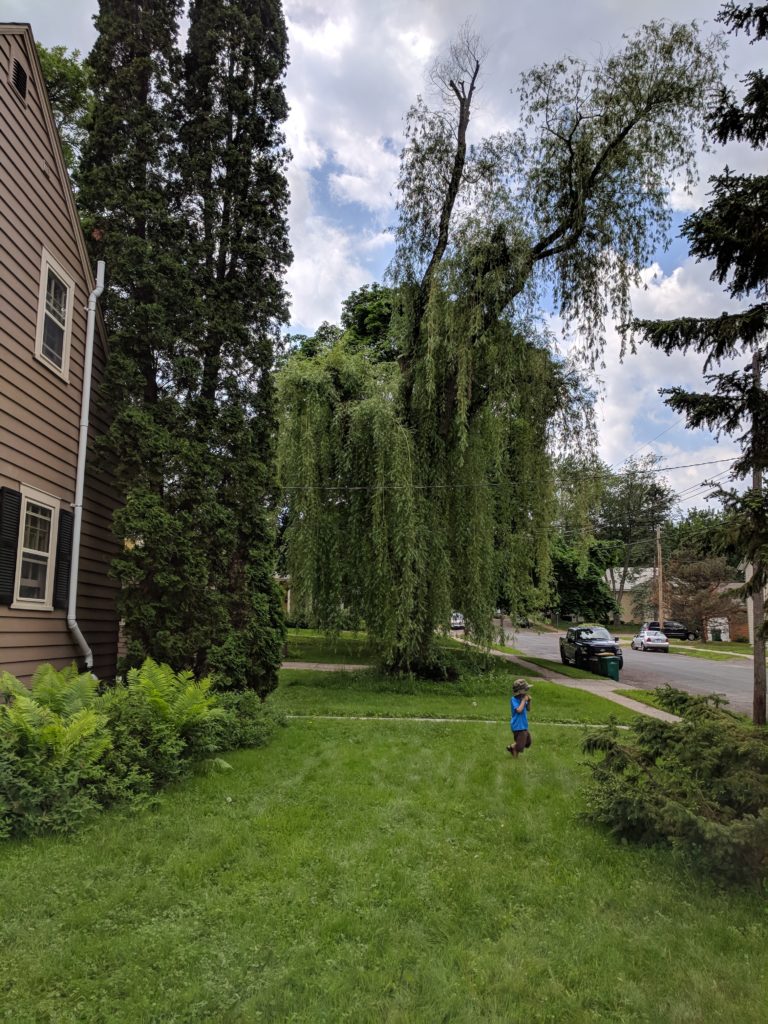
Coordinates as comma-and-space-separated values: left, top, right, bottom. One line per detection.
596, 654, 621, 681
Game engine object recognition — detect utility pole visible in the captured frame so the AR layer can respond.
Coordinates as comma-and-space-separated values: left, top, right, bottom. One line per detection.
752, 351, 766, 726
656, 524, 664, 623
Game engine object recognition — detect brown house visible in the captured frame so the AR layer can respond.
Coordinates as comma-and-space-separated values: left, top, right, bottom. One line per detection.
0, 24, 119, 681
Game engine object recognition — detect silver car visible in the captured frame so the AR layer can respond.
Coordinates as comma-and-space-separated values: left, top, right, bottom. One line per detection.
631, 629, 669, 652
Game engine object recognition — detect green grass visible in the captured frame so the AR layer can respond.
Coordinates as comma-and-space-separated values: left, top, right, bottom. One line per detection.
2, 714, 766, 1023
491, 641, 523, 654
285, 628, 374, 664
274, 667, 639, 725
680, 640, 753, 656
283, 628, 505, 664
615, 687, 660, 709
668, 646, 742, 662
514, 655, 606, 681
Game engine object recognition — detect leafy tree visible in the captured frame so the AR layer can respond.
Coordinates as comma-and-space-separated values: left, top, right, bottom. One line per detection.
550, 540, 618, 623
279, 22, 720, 671
662, 507, 739, 567
631, 2, 768, 723
665, 555, 742, 639
595, 456, 677, 625
35, 43, 93, 175
340, 283, 397, 362
78, 0, 290, 695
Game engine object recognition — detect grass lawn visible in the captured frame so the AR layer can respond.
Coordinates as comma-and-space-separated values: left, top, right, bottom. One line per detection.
2, 669, 766, 1023
285, 628, 374, 664
614, 687, 660, 709
514, 655, 606, 682
274, 666, 639, 725
669, 646, 744, 663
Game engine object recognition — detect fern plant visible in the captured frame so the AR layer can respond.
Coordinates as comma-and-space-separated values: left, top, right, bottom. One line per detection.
0, 667, 111, 838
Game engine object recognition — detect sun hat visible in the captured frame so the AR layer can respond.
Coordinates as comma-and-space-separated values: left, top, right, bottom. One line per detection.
512, 678, 531, 695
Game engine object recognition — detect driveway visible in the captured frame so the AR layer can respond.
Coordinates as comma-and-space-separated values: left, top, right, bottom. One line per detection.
505, 625, 756, 715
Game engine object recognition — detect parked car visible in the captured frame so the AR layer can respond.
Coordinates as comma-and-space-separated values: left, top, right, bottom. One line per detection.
630, 629, 669, 652
559, 624, 623, 669
642, 620, 699, 641
450, 612, 465, 630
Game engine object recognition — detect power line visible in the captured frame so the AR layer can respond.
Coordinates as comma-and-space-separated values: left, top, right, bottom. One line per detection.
611, 415, 686, 470
646, 456, 736, 473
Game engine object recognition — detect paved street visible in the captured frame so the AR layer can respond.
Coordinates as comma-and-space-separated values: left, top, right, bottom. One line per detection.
505, 625, 756, 715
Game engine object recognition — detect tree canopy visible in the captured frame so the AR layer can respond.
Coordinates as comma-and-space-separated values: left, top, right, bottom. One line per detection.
278, 22, 721, 671
36, 43, 93, 175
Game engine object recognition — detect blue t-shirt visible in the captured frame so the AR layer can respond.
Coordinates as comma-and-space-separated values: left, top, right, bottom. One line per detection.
510, 694, 529, 731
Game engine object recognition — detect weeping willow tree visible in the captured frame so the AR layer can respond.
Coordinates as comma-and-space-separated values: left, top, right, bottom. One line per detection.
278, 22, 722, 671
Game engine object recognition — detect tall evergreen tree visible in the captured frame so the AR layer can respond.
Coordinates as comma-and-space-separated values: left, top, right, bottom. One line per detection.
78, 0, 291, 695
632, 2, 768, 724
179, 0, 292, 693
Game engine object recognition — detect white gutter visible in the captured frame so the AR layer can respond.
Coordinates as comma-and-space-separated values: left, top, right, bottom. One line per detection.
67, 260, 105, 670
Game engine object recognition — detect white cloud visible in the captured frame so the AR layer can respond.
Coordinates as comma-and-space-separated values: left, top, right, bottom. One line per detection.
288, 14, 355, 60
579, 258, 747, 509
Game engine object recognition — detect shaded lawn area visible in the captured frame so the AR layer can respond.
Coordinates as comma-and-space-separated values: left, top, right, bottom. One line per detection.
284, 629, 505, 665
275, 667, 639, 725
285, 628, 375, 664
1, 715, 766, 1023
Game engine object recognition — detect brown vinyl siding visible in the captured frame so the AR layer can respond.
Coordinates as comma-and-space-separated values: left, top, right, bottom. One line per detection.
0, 26, 119, 681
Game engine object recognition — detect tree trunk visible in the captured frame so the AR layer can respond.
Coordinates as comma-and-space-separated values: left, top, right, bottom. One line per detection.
752, 351, 766, 726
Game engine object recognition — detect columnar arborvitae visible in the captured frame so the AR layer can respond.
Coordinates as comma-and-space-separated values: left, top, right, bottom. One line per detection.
78, 0, 291, 694
179, 0, 292, 693
632, 2, 768, 724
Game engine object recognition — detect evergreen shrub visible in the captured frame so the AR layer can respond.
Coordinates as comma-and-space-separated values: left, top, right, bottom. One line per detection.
582, 686, 768, 883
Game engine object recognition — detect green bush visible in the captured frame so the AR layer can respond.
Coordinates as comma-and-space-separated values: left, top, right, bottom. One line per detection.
213, 691, 286, 750
0, 666, 110, 838
582, 687, 768, 883
0, 659, 280, 838
99, 659, 224, 801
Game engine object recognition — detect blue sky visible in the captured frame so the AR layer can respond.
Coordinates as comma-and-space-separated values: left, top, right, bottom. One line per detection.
13, 0, 760, 510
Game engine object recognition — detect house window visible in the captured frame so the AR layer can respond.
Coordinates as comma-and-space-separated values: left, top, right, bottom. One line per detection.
35, 249, 74, 379
12, 486, 60, 611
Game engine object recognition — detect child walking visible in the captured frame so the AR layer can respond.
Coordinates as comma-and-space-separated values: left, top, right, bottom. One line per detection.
507, 678, 532, 758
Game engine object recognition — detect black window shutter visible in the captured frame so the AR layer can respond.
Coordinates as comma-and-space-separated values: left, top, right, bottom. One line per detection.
53, 509, 74, 610
0, 487, 22, 606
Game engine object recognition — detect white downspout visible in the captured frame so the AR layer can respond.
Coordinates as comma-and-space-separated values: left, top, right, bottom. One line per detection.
67, 260, 105, 670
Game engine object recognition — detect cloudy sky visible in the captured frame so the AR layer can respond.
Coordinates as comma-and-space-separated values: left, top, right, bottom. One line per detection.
11, 0, 760, 510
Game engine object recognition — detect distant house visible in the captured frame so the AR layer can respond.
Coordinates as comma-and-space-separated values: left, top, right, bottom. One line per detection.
0, 24, 119, 680
604, 567, 655, 623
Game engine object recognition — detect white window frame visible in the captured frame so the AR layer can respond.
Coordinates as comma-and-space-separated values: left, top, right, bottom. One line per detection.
11, 485, 61, 612
34, 248, 75, 381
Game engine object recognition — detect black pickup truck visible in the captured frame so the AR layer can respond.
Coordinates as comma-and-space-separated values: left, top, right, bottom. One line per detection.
560, 624, 624, 669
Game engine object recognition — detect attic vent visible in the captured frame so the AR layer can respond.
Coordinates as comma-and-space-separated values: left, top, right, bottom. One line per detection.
12, 59, 28, 100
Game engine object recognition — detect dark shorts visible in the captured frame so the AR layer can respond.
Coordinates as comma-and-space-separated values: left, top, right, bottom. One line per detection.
511, 729, 532, 755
